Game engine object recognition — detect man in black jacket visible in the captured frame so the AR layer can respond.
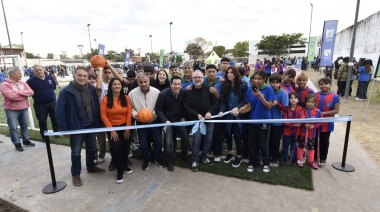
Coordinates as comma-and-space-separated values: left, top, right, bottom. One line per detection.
155, 75, 189, 172
184, 70, 218, 172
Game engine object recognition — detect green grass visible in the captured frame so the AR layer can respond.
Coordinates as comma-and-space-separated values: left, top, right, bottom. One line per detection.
0, 126, 313, 190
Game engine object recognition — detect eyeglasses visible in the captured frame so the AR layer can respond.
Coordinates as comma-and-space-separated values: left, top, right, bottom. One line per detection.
184, 67, 192, 69
193, 76, 202, 79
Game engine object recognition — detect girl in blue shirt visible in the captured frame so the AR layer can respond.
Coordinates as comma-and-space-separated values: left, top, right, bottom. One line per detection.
240, 71, 275, 173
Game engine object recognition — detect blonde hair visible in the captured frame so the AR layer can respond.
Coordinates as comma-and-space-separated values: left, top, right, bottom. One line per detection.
296, 71, 309, 82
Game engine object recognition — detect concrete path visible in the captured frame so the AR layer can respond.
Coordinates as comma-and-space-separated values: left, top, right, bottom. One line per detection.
0, 121, 379, 212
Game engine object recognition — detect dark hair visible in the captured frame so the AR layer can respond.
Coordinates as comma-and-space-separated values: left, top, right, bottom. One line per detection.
318, 77, 332, 85
222, 67, 241, 95
305, 93, 316, 103
170, 75, 181, 84
127, 70, 136, 78
144, 66, 154, 73
284, 68, 296, 78
206, 64, 217, 70
221, 57, 230, 63
288, 92, 299, 102
136, 66, 144, 71
269, 74, 282, 83
156, 70, 169, 82
169, 64, 178, 70
237, 67, 245, 77
343, 57, 350, 63
88, 74, 96, 80
107, 78, 127, 108
251, 70, 267, 81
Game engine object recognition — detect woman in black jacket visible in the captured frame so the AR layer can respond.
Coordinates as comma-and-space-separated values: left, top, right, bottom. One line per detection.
218, 67, 248, 168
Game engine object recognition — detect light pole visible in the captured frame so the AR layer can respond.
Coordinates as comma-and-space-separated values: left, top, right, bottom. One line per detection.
77, 45, 83, 64
20, 32, 27, 67
87, 24, 92, 52
1, 0, 13, 54
94, 39, 97, 49
149, 35, 153, 62
307, 3, 313, 62
170, 22, 173, 53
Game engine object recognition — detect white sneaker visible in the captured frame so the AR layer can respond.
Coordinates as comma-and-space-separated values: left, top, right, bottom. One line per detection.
269, 162, 279, 167
214, 156, 221, 162
98, 158, 105, 163
263, 165, 270, 173
128, 151, 133, 158
247, 165, 254, 173
242, 159, 249, 163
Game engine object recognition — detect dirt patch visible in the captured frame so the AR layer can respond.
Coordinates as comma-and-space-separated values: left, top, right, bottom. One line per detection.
306, 69, 380, 167
0, 198, 28, 212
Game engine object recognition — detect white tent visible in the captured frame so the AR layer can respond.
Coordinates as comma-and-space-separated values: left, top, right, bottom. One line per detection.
205, 51, 221, 65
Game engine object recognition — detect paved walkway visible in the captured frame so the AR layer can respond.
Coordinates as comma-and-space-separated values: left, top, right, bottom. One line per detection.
0, 121, 379, 211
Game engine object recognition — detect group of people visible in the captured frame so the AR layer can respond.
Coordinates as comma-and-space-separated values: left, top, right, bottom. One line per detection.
0, 57, 341, 187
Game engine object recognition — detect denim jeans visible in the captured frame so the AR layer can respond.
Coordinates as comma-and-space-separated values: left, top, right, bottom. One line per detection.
137, 121, 162, 163
164, 125, 189, 161
283, 135, 296, 162
70, 126, 96, 176
5, 109, 30, 145
358, 81, 368, 99
192, 122, 214, 163
33, 101, 59, 135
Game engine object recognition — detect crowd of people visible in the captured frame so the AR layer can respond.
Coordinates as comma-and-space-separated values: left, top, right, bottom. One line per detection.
0, 56, 345, 186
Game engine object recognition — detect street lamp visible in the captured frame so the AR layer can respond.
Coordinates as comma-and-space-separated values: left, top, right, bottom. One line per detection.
307, 3, 313, 62
149, 35, 153, 62
170, 22, 173, 53
20, 32, 27, 66
94, 39, 97, 49
77, 45, 83, 63
87, 24, 92, 51
1, 0, 13, 54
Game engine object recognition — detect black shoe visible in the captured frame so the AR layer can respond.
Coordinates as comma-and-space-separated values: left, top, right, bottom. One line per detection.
166, 161, 174, 172
141, 161, 150, 171
116, 173, 124, 184
108, 162, 115, 171
88, 167, 106, 173
23, 140, 35, 146
224, 154, 234, 163
124, 166, 133, 174
232, 157, 242, 168
15, 144, 24, 152
155, 160, 166, 168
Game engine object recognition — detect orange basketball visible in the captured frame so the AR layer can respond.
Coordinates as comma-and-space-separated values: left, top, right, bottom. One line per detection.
90, 55, 107, 68
137, 108, 153, 123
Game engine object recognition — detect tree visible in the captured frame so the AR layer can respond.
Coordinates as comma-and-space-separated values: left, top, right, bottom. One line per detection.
85, 48, 98, 60
73, 54, 81, 59
47, 53, 54, 59
25, 52, 39, 59
232, 41, 249, 57
184, 37, 212, 60
255, 33, 306, 57
60, 52, 68, 59
171, 55, 183, 63
212, 45, 226, 57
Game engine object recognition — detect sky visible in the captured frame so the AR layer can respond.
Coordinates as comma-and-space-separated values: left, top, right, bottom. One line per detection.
0, 0, 379, 58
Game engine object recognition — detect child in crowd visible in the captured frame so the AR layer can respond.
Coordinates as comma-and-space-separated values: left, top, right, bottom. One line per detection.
297, 94, 322, 170
295, 71, 314, 107
280, 68, 296, 94
268, 75, 288, 167
275, 92, 304, 166
240, 70, 275, 173
315, 77, 340, 167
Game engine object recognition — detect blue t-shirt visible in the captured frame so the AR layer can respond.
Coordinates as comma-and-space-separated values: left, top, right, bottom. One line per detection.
245, 85, 275, 125
203, 77, 221, 94
271, 88, 289, 126
241, 76, 251, 88
358, 66, 371, 81
181, 76, 193, 89
216, 72, 225, 81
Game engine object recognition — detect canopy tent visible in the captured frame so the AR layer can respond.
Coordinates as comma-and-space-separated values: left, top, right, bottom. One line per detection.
205, 51, 221, 65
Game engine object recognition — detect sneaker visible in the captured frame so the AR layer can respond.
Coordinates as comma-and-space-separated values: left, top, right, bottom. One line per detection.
166, 161, 174, 172
72, 176, 82, 186
319, 160, 326, 168
128, 151, 133, 158
269, 162, 279, 167
201, 158, 214, 166
247, 165, 254, 173
108, 162, 115, 171
15, 144, 24, 152
355, 98, 364, 101
224, 154, 234, 163
141, 161, 150, 171
191, 162, 198, 172
207, 152, 214, 158
116, 173, 124, 184
232, 157, 243, 168
214, 156, 221, 162
155, 160, 166, 168
297, 160, 304, 167
263, 165, 270, 173
309, 162, 319, 170
124, 166, 133, 174
98, 157, 105, 163
23, 140, 35, 146
87, 167, 106, 173
131, 143, 139, 151
242, 158, 249, 163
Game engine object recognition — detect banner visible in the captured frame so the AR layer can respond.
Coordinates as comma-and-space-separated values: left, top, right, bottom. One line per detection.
174, 53, 177, 63
98, 44, 105, 56
375, 54, 380, 78
307, 37, 317, 62
320, 20, 338, 66
159, 49, 164, 67
124, 50, 130, 67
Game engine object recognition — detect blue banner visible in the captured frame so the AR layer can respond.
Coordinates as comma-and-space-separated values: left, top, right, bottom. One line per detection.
125, 50, 130, 67
98, 44, 105, 56
320, 20, 338, 66
174, 53, 177, 63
